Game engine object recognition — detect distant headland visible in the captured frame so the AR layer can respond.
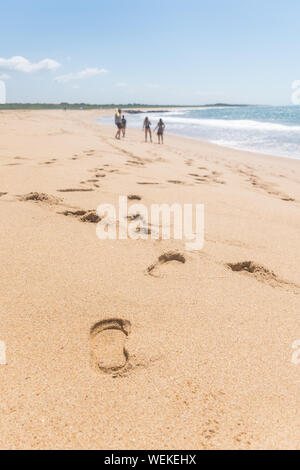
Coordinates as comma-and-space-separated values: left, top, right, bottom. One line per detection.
0, 102, 249, 111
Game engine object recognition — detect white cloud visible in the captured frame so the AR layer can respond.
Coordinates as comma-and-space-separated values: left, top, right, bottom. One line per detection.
0, 56, 60, 73
291, 80, 300, 90
115, 82, 128, 87
146, 83, 160, 89
0, 81, 6, 104
0, 73, 10, 80
55, 68, 108, 83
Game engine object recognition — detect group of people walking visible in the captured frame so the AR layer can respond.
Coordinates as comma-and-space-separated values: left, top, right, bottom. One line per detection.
115, 109, 166, 144
114, 110, 127, 140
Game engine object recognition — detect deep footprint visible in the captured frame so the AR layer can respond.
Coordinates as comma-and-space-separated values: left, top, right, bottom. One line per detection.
227, 261, 276, 279
128, 194, 142, 201
61, 209, 101, 223
147, 251, 186, 276
226, 260, 300, 292
20, 192, 61, 205
90, 319, 131, 374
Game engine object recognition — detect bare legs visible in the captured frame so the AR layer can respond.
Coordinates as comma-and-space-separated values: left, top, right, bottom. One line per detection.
157, 133, 164, 144
145, 128, 152, 143
115, 127, 121, 140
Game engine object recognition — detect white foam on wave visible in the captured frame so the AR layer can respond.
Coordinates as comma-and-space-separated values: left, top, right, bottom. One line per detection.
97, 107, 300, 160
165, 116, 300, 133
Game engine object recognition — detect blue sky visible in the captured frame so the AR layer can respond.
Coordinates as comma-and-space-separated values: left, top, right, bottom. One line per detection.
0, 0, 299, 105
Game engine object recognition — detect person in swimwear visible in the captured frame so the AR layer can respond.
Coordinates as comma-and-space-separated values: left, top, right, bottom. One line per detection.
154, 118, 166, 144
143, 116, 152, 143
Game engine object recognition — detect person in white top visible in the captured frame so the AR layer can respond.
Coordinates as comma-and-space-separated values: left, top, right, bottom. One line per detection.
115, 109, 122, 140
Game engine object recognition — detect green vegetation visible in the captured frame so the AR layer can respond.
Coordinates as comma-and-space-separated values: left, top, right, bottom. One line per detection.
0, 102, 248, 110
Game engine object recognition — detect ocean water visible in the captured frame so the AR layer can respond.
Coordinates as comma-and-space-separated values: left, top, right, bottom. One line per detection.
99, 106, 300, 160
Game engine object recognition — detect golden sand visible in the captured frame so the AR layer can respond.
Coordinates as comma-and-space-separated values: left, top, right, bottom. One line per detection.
0, 109, 299, 449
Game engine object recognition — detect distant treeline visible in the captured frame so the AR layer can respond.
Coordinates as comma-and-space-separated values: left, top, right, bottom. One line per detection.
0, 103, 248, 110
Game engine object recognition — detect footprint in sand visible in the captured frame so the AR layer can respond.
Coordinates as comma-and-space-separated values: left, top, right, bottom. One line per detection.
168, 180, 186, 185
84, 150, 95, 156
189, 169, 226, 185
249, 176, 295, 202
226, 261, 300, 292
126, 160, 146, 167
20, 192, 61, 205
41, 159, 57, 165
90, 319, 131, 374
227, 261, 276, 278
61, 209, 101, 223
147, 251, 186, 277
128, 194, 142, 201
57, 188, 94, 193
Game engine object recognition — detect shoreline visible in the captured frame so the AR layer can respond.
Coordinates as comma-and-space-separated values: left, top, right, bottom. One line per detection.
2, 106, 299, 164
162, 129, 300, 164
97, 110, 300, 167
98, 108, 300, 164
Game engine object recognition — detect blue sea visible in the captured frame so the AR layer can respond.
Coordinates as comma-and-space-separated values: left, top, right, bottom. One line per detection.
99, 106, 300, 160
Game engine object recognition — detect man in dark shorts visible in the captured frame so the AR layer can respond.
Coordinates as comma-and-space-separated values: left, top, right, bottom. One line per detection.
121, 115, 127, 138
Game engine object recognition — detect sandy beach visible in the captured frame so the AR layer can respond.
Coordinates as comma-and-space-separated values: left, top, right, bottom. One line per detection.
0, 109, 299, 450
